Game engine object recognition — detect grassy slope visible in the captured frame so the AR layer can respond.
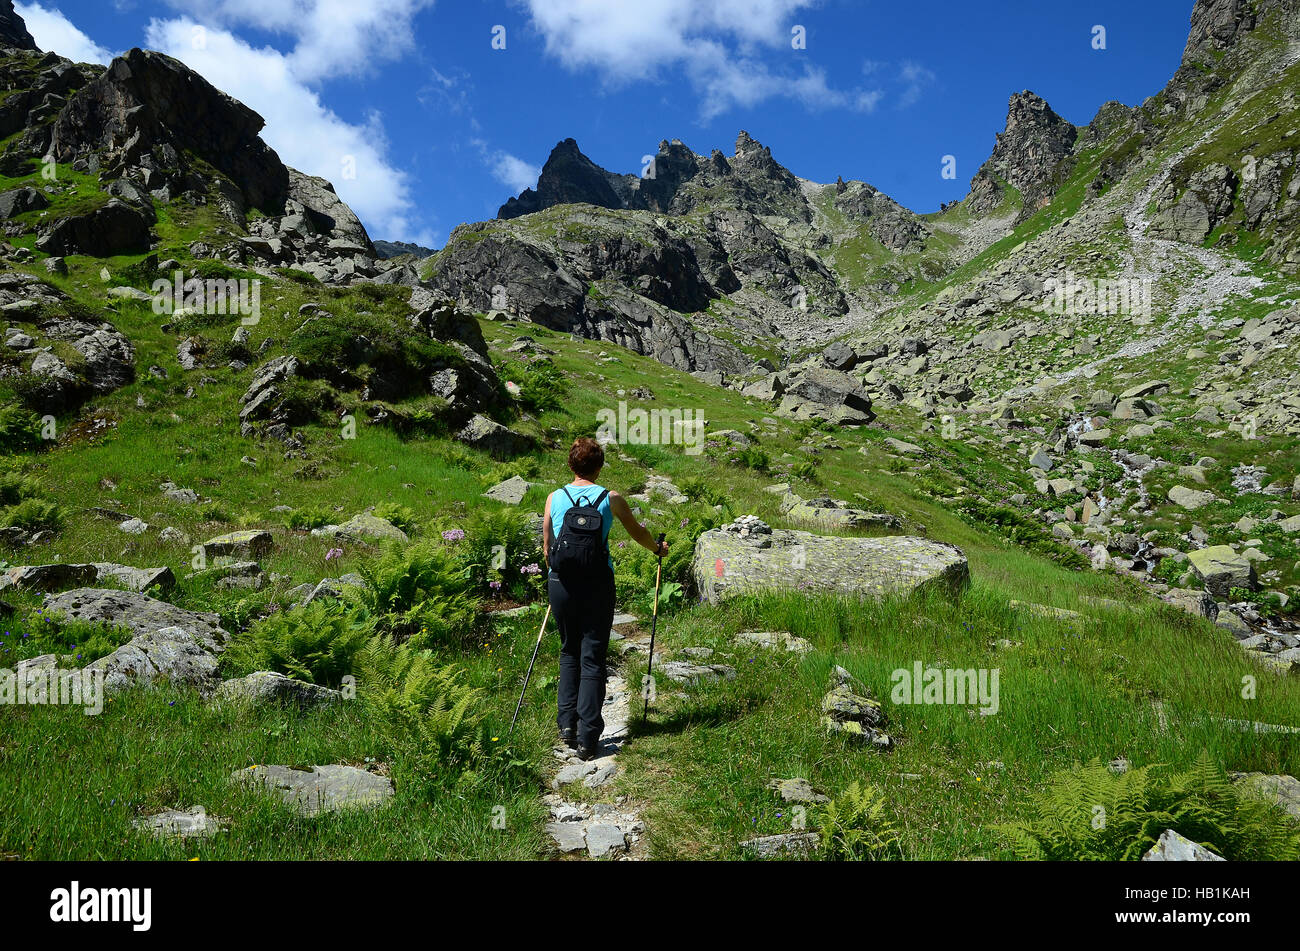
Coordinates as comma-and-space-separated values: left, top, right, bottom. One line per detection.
2, 230, 1297, 857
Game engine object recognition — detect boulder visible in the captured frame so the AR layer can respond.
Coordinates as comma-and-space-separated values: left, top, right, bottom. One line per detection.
776, 365, 875, 424
1232, 773, 1300, 820
321, 513, 408, 545
35, 199, 152, 257
132, 807, 224, 839
884, 437, 923, 455
201, 530, 274, 562
768, 778, 828, 803
215, 671, 341, 708
0, 186, 48, 219
1186, 546, 1256, 598
658, 661, 737, 685
778, 492, 899, 531
1161, 587, 1218, 621
231, 764, 394, 817
692, 520, 968, 604
88, 625, 222, 694
42, 588, 227, 652
456, 414, 532, 457
286, 168, 374, 252
1168, 485, 1216, 511
735, 630, 813, 654
482, 475, 543, 505
740, 832, 820, 857
0, 563, 98, 593
1140, 829, 1225, 862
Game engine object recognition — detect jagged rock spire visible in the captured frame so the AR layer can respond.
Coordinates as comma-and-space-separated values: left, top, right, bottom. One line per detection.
0, 0, 38, 51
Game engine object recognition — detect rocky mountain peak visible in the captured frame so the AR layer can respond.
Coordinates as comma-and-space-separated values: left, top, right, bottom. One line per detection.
966, 89, 1077, 216
497, 137, 634, 219
0, 0, 37, 52
1181, 0, 1263, 62
51, 47, 289, 213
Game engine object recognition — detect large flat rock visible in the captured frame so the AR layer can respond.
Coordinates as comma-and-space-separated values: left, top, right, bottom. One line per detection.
42, 588, 227, 652
232, 764, 394, 816
691, 522, 968, 603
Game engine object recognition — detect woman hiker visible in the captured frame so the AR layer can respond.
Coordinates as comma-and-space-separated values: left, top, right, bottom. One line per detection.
543, 437, 669, 761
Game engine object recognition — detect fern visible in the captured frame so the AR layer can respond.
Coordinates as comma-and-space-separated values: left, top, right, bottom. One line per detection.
996, 752, 1300, 861
352, 541, 482, 644
371, 502, 419, 534
818, 782, 900, 861
354, 638, 485, 765
222, 600, 375, 687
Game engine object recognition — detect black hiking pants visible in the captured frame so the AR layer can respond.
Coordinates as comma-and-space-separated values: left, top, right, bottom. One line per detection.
549, 567, 616, 748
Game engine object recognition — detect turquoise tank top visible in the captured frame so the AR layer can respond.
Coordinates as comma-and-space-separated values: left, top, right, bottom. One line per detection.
550, 483, 614, 572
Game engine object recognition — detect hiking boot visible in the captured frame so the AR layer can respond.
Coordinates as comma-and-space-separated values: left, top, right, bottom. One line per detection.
558, 727, 578, 749
575, 743, 598, 761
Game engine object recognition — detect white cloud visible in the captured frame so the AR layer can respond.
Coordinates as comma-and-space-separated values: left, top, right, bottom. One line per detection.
469, 138, 539, 196
16, 2, 115, 64
517, 0, 881, 120
898, 60, 937, 108
144, 17, 431, 243
490, 153, 541, 194
160, 0, 435, 82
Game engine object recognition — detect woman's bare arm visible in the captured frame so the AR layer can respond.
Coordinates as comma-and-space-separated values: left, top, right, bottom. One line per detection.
609, 491, 668, 556
542, 492, 552, 562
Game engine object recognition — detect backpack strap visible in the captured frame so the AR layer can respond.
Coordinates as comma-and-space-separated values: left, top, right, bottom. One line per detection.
564, 486, 609, 508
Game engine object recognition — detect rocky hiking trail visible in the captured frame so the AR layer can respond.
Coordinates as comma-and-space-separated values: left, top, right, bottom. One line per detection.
543, 612, 649, 860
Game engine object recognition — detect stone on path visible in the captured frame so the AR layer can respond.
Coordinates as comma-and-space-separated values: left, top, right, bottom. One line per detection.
545, 821, 587, 853
693, 518, 968, 604
584, 823, 628, 858
232, 764, 394, 816
1141, 829, 1225, 862
584, 763, 618, 789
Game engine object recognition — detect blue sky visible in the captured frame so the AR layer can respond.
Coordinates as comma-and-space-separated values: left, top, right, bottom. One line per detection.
17, 0, 1198, 248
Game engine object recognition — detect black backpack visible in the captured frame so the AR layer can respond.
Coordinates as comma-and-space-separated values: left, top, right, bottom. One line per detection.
549, 487, 609, 577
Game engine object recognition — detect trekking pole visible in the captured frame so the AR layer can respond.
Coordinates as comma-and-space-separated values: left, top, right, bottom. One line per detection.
508, 604, 552, 741
642, 533, 667, 722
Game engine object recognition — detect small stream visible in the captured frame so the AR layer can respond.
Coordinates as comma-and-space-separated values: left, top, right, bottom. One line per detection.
1059, 416, 1299, 648
1063, 414, 1158, 572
